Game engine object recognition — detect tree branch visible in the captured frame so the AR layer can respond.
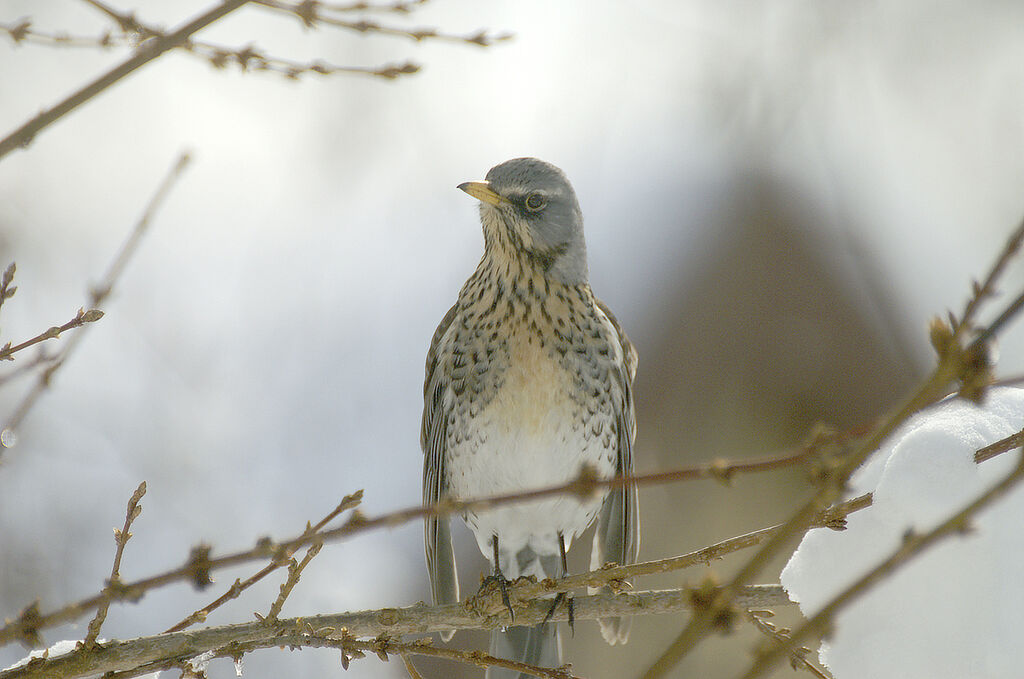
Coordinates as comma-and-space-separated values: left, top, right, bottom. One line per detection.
741, 446, 1024, 679
0, 1, 248, 159
0, 585, 790, 679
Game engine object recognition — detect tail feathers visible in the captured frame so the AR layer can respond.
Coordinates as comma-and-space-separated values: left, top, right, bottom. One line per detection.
487, 623, 561, 679
597, 610, 631, 645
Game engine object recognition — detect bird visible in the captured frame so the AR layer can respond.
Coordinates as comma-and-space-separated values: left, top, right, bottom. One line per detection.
421, 158, 639, 678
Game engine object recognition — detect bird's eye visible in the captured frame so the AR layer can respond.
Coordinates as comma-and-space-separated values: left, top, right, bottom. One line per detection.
525, 192, 546, 211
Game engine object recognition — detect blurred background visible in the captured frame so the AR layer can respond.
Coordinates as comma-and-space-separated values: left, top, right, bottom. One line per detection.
2, 1, 1024, 677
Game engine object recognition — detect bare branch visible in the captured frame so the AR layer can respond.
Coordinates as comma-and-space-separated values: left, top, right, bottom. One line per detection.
83, 482, 147, 648
0, 262, 16, 317
2, 152, 191, 448
741, 448, 1024, 679
0, 585, 790, 679
0, 1, 249, 159
165, 491, 361, 633
0, 309, 103, 362
253, 0, 513, 45
640, 214, 1024, 679
746, 610, 831, 679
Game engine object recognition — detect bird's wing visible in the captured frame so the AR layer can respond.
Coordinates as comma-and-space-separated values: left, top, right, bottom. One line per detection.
592, 298, 640, 644
422, 302, 460, 628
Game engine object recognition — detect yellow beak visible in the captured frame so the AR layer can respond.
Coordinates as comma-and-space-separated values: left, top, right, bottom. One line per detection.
457, 180, 504, 206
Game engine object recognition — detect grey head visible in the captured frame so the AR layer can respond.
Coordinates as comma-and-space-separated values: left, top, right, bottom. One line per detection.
458, 157, 589, 285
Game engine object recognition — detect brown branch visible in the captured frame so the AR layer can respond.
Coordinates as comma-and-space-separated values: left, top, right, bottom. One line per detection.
262, 541, 322, 622
83, 482, 147, 648
0, 350, 57, 388
0, 309, 103, 362
0, 263, 16, 316
0, 19, 123, 49
0, 1, 249, 160
746, 610, 831, 679
0, 585, 791, 679
955, 214, 1024, 334
0, 422, 1006, 650
741, 449, 1024, 679
253, 0, 513, 45
2, 152, 191, 446
0, 437, 842, 647
640, 215, 1024, 679
165, 491, 361, 633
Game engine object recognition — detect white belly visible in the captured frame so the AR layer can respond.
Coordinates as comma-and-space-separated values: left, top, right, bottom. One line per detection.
446, 336, 617, 573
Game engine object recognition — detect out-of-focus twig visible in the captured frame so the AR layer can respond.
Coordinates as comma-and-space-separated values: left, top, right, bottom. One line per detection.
2, 152, 191, 448
641, 217, 1024, 679
746, 610, 831, 679
0, 1, 249, 159
12, 420, 1022, 648
253, 0, 513, 45
0, 263, 16, 317
741, 441, 1024, 679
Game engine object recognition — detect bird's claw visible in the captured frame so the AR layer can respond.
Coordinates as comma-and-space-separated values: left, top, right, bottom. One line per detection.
542, 592, 575, 635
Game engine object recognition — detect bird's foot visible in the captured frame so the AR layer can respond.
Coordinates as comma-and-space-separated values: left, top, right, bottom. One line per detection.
542, 592, 575, 636
477, 572, 516, 622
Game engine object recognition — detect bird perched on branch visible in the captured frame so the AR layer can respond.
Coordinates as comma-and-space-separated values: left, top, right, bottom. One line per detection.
422, 157, 640, 678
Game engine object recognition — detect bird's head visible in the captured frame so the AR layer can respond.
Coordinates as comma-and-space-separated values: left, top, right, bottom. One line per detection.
459, 158, 588, 284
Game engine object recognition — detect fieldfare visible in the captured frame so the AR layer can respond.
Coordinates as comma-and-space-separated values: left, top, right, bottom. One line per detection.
422, 158, 640, 678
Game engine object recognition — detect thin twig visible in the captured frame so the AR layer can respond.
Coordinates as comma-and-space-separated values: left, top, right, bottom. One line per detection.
262, 542, 322, 621
745, 610, 831, 679
741, 448, 1024, 679
0, 585, 791, 679
640, 216, 1024, 679
0, 263, 16, 317
0, 1, 248, 159
3, 424, 993, 649
2, 152, 191, 446
83, 482, 147, 648
165, 491, 361, 633
253, 0, 512, 45
402, 654, 426, 679
0, 350, 57, 388
955, 215, 1024, 334
0, 309, 103, 362
0, 437, 848, 647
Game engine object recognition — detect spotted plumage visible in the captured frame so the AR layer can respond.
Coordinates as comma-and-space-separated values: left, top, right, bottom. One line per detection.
422, 158, 639, 677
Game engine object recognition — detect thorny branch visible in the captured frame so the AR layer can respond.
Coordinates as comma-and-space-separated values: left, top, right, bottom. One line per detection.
640, 218, 1024, 679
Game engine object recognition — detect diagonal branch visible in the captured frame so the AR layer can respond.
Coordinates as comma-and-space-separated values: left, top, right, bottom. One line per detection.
0, 1, 249, 160
740, 445, 1024, 679
640, 216, 1024, 679
2, 152, 191, 446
